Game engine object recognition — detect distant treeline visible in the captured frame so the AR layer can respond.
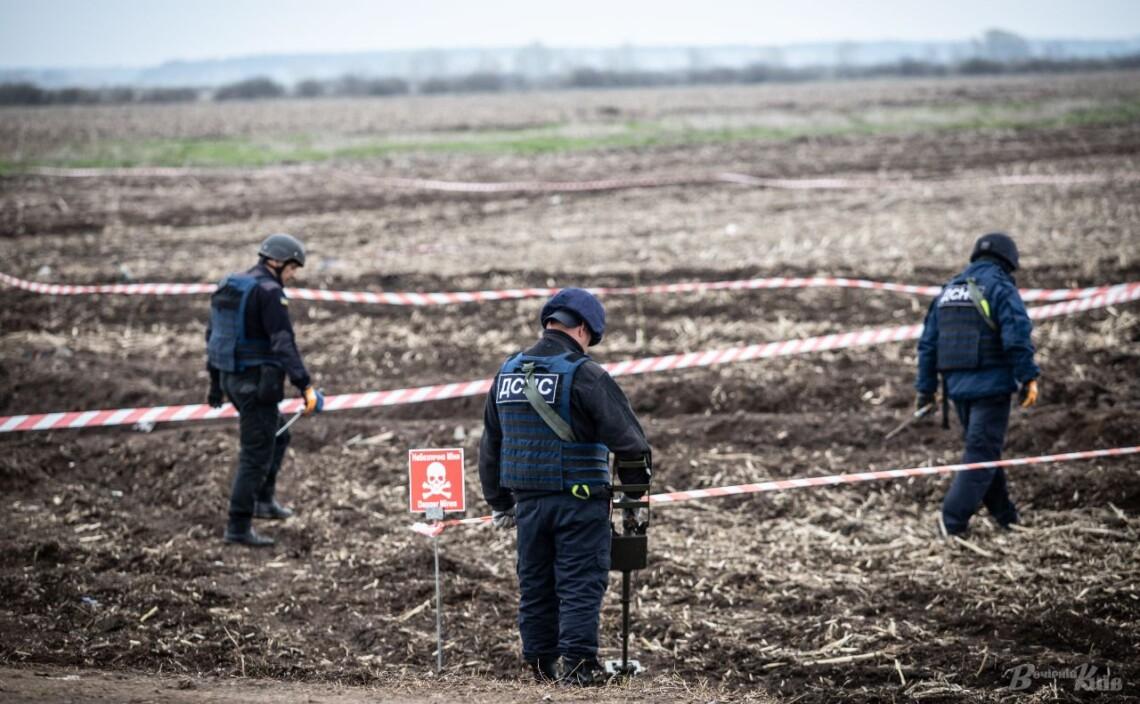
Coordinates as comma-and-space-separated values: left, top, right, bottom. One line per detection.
3, 54, 1140, 107
0, 83, 201, 106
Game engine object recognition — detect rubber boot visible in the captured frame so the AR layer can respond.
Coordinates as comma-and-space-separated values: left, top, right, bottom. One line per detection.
253, 500, 294, 520
560, 657, 607, 687
529, 655, 561, 683
223, 525, 275, 547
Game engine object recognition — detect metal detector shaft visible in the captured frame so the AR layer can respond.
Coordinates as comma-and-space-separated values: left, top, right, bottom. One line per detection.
276, 409, 304, 437
883, 403, 934, 442
606, 483, 649, 678
620, 569, 632, 670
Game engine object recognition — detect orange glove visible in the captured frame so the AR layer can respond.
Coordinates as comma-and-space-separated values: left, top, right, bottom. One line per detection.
1019, 379, 1038, 408
303, 386, 325, 415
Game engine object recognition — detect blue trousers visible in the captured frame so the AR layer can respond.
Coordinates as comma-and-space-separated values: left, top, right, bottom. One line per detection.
222, 369, 290, 532
515, 494, 611, 663
942, 394, 1019, 534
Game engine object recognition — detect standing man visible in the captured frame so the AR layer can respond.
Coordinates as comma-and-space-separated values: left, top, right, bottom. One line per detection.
479, 288, 652, 686
916, 232, 1040, 537
206, 233, 324, 547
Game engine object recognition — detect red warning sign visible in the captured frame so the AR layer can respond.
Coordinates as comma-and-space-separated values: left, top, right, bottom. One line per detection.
408, 448, 466, 513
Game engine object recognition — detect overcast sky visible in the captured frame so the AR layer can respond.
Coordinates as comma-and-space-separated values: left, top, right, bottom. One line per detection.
1, 0, 1138, 68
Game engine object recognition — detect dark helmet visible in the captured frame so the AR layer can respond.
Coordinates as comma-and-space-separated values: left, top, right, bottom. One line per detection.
970, 232, 1019, 271
540, 287, 606, 346
258, 233, 306, 267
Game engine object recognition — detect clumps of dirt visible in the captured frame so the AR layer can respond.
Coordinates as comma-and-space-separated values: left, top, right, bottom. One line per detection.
2, 76, 1140, 701
1, 277, 1137, 701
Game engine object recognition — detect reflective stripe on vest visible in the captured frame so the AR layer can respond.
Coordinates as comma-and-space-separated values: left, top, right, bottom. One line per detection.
206, 273, 276, 373
495, 351, 610, 492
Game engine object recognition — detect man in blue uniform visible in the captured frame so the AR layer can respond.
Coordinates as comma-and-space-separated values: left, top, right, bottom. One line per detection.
915, 232, 1040, 537
479, 288, 652, 685
206, 233, 324, 547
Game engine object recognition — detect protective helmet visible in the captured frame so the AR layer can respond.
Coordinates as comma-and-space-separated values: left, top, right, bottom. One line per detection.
540, 287, 606, 346
970, 232, 1019, 271
258, 233, 306, 267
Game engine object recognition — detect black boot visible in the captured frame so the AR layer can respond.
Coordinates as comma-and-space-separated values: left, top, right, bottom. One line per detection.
253, 500, 294, 520
223, 526, 275, 547
529, 655, 561, 683
560, 657, 607, 687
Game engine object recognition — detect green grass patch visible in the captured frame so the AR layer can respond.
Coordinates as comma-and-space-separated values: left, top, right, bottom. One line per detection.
1061, 100, 1140, 126
8, 97, 1140, 170
72, 139, 282, 168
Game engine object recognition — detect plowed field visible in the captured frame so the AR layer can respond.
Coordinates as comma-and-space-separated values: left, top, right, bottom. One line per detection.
2, 72, 1139, 702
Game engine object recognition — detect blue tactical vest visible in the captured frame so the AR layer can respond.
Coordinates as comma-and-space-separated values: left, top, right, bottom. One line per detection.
206, 273, 277, 373
495, 352, 611, 492
935, 277, 1004, 372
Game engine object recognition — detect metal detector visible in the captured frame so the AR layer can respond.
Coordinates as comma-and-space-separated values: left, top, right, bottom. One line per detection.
605, 482, 650, 678
883, 403, 934, 443
276, 408, 304, 437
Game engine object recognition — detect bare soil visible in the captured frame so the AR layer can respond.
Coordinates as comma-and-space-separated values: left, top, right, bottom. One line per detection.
1, 73, 1138, 702
0, 665, 721, 703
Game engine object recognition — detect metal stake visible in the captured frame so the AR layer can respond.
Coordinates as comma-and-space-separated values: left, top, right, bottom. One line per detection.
426, 504, 445, 674
433, 535, 443, 673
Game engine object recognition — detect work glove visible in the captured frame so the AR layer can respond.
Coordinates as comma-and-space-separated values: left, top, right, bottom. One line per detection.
303, 385, 325, 415
207, 373, 224, 408
491, 507, 516, 530
915, 392, 936, 413
623, 506, 651, 535
1019, 379, 1039, 408
617, 491, 650, 534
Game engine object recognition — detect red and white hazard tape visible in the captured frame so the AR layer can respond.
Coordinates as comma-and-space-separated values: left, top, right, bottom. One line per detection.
603, 281, 1140, 378
648, 446, 1140, 503
0, 273, 215, 297
607, 279, 1132, 304
361, 172, 1132, 193
2, 282, 1137, 435
1, 270, 1130, 306
373, 174, 699, 193
409, 446, 1140, 537
26, 166, 1137, 191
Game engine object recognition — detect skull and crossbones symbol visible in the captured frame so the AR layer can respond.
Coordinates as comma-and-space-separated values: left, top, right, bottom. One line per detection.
422, 461, 452, 500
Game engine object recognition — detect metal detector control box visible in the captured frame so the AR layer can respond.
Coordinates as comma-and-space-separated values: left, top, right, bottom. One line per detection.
610, 533, 648, 571
610, 485, 650, 571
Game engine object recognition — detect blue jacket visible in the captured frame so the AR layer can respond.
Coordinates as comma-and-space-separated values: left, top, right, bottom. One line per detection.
916, 258, 1040, 401
479, 330, 651, 511
493, 350, 611, 493
206, 263, 311, 390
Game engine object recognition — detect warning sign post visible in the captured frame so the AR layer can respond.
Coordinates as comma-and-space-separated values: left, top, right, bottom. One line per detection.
408, 447, 465, 674
408, 448, 466, 514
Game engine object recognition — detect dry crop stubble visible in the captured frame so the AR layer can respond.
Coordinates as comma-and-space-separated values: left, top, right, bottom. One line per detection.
6, 157, 1138, 280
